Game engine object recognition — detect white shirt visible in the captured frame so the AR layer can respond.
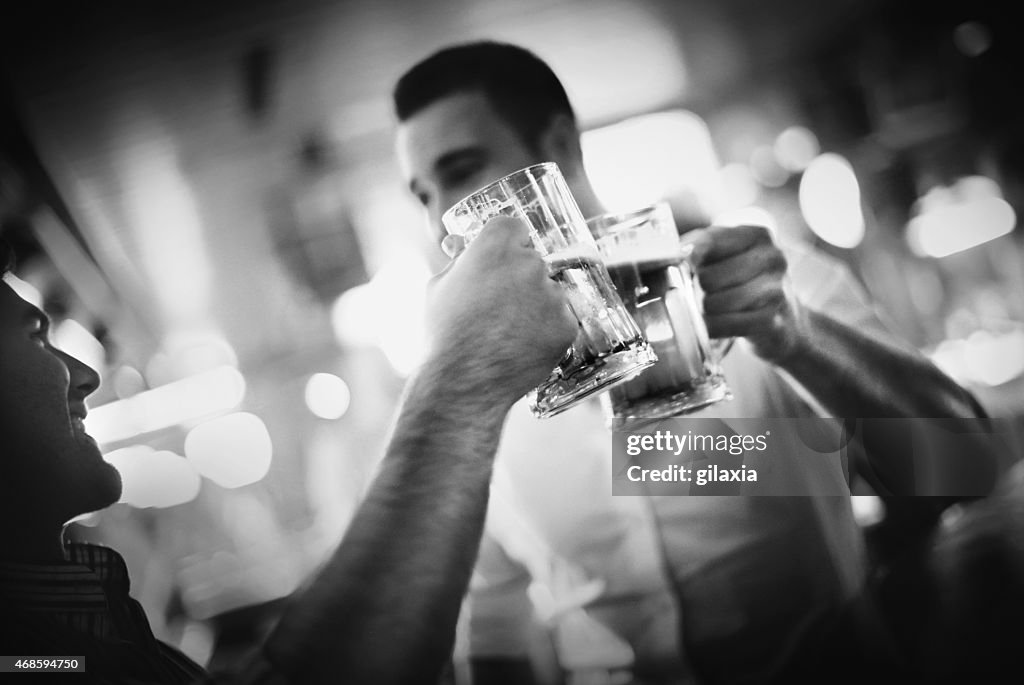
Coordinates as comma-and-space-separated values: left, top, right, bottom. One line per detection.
466, 241, 892, 681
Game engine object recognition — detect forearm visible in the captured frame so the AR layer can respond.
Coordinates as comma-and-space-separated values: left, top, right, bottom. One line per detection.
775, 307, 990, 493
263, 359, 510, 684
777, 308, 980, 419
248, 216, 573, 684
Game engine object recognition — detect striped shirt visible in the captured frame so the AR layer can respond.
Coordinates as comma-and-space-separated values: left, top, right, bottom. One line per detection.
0, 543, 209, 684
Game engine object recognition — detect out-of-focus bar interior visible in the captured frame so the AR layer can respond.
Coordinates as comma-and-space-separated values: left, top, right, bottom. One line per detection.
1, 0, 1022, 677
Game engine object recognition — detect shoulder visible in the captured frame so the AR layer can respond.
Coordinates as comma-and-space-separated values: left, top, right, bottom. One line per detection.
65, 542, 131, 584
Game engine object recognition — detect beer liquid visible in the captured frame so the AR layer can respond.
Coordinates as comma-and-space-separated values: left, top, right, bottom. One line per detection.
543, 248, 645, 380
603, 255, 719, 406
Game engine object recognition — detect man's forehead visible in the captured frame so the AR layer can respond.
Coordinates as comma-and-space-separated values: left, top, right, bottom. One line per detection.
396, 92, 506, 175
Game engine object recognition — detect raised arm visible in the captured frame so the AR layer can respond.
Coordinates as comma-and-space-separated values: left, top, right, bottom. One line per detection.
256, 218, 576, 684
685, 224, 990, 495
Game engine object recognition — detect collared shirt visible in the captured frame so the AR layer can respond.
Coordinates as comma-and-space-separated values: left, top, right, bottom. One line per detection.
0, 542, 206, 684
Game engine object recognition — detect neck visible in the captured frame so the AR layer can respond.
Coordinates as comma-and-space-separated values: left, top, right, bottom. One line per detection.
0, 515, 68, 563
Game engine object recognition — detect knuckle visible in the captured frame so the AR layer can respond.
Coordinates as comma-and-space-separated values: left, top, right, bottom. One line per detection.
490, 216, 528, 241
757, 309, 778, 328
696, 265, 720, 289
768, 248, 788, 272
705, 315, 728, 336
703, 295, 726, 314
487, 216, 520, 230
745, 224, 772, 242
527, 253, 549, 278
755, 290, 782, 310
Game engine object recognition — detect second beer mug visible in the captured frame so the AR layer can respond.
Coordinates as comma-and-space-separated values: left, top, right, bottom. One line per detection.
442, 163, 657, 418
589, 202, 731, 426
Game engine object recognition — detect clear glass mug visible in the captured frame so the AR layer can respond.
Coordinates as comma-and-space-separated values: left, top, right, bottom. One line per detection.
442, 163, 657, 418
589, 202, 731, 427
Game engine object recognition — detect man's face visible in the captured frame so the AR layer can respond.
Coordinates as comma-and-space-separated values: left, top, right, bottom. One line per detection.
0, 280, 120, 522
396, 90, 540, 243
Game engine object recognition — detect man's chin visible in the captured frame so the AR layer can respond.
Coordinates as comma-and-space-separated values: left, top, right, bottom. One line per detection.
69, 456, 123, 517
95, 461, 123, 509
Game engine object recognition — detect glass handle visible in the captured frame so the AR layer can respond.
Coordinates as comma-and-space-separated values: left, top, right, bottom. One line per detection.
711, 336, 735, 358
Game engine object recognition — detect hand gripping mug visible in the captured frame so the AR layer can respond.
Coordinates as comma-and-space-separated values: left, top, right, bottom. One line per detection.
588, 202, 731, 427
442, 163, 657, 418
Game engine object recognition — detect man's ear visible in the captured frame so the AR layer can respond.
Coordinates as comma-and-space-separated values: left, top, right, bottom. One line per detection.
537, 113, 584, 176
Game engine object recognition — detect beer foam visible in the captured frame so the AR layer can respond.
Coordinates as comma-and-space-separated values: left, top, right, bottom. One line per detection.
601, 243, 683, 268
544, 245, 601, 263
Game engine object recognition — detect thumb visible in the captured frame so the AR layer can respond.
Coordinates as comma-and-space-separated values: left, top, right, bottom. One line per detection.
679, 227, 712, 267
441, 233, 467, 260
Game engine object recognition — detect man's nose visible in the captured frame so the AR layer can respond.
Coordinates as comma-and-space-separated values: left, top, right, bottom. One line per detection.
430, 204, 449, 236
62, 350, 101, 398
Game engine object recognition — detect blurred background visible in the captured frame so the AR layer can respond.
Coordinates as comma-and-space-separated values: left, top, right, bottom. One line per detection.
1, 0, 1022, 673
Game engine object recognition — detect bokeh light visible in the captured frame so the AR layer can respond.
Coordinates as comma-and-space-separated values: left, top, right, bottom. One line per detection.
851, 495, 886, 527
930, 328, 1024, 387
717, 163, 760, 210
52, 318, 106, 374
112, 365, 147, 400
799, 153, 865, 248
583, 110, 722, 214
331, 284, 378, 348
146, 330, 239, 386
773, 126, 821, 173
331, 253, 431, 376
104, 446, 202, 508
87, 365, 246, 445
953, 21, 993, 57
2, 273, 43, 308
304, 372, 351, 420
749, 145, 790, 188
185, 412, 273, 489
907, 176, 1015, 258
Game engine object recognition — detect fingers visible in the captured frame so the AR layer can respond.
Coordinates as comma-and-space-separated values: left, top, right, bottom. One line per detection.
705, 308, 780, 339
536, 279, 578, 351
441, 234, 466, 259
679, 228, 713, 267
423, 213, 575, 403
432, 218, 532, 293
475, 216, 534, 251
684, 224, 773, 267
684, 223, 795, 346
703, 272, 786, 315
698, 245, 788, 292
444, 217, 534, 263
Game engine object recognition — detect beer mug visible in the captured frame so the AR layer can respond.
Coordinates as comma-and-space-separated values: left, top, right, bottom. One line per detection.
589, 202, 731, 426
442, 163, 657, 418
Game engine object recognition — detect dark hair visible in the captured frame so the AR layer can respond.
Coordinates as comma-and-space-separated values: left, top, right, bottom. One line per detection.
393, 41, 576, 151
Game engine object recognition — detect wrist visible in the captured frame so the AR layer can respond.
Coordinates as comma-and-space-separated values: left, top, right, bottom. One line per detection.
409, 351, 517, 425
764, 299, 812, 369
